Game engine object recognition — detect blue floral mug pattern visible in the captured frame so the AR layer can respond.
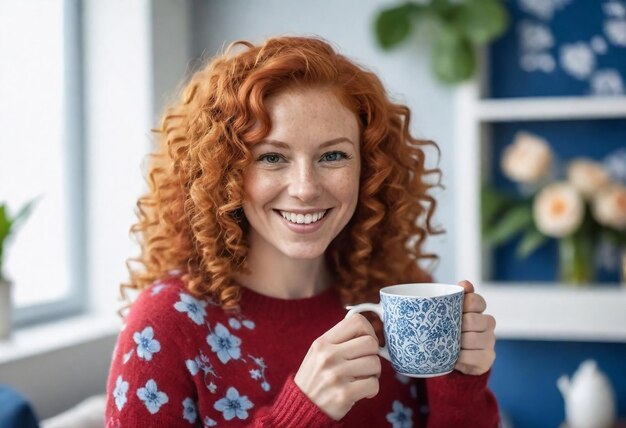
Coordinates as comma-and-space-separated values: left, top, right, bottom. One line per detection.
345, 283, 464, 378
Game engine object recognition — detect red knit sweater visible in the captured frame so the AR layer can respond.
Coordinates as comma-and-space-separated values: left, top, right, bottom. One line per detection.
105, 276, 499, 427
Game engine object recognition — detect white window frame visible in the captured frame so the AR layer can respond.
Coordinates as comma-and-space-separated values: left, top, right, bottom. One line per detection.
13, 0, 87, 328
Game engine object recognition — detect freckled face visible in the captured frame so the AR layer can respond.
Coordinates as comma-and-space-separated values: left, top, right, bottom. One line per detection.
242, 87, 361, 260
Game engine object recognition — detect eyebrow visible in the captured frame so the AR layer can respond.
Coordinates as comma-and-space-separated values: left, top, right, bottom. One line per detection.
257, 137, 354, 149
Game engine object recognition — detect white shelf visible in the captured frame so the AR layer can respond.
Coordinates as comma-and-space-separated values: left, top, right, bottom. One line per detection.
478, 284, 626, 342
475, 96, 626, 122
454, 82, 626, 343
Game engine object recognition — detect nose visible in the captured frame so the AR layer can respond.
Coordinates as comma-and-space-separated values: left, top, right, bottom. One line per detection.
287, 162, 322, 202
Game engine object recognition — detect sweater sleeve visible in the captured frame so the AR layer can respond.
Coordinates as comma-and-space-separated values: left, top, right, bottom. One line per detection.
424, 370, 499, 428
104, 289, 197, 428
250, 374, 342, 428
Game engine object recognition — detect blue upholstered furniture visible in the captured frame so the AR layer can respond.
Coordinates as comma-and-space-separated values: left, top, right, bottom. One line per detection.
0, 385, 39, 428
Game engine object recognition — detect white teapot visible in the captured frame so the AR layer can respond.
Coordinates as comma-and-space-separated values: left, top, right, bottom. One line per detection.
557, 359, 616, 428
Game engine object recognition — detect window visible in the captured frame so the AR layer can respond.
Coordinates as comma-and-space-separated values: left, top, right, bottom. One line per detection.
0, 0, 86, 326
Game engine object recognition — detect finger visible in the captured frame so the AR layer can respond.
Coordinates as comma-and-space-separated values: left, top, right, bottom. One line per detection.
455, 349, 495, 376
337, 334, 380, 360
347, 375, 380, 400
461, 331, 496, 350
458, 280, 475, 294
463, 292, 487, 314
324, 313, 376, 344
462, 313, 496, 333
344, 355, 382, 380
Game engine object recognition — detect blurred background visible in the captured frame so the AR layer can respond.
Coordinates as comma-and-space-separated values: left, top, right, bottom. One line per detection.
0, 1, 624, 427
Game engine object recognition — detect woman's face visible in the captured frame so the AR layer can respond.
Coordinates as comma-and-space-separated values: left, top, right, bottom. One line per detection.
242, 86, 361, 260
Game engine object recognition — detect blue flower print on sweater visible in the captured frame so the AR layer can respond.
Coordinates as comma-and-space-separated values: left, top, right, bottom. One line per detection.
207, 323, 241, 364
137, 379, 169, 415
113, 375, 129, 411
182, 397, 198, 424
214, 387, 254, 421
203, 416, 217, 427
174, 292, 208, 325
133, 326, 161, 361
186, 351, 219, 393
386, 400, 413, 428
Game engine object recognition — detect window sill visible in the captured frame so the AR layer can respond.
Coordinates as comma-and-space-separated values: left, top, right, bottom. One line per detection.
0, 313, 121, 365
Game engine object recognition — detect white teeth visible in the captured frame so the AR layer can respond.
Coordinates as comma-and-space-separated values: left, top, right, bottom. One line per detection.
280, 210, 327, 225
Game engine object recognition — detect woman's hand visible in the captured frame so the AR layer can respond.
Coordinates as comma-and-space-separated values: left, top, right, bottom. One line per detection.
294, 314, 382, 421
455, 280, 496, 376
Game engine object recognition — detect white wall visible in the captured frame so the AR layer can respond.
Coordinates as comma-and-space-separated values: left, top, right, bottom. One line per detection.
189, 0, 457, 282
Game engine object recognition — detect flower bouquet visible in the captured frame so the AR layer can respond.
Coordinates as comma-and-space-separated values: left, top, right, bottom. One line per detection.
481, 132, 626, 285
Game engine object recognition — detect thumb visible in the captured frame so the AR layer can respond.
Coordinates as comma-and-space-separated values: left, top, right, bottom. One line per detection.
458, 279, 475, 294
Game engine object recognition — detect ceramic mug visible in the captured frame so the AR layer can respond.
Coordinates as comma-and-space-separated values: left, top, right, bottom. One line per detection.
345, 283, 464, 378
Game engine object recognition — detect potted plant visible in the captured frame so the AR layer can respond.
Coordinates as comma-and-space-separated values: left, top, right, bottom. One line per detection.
374, 0, 509, 84
0, 200, 37, 339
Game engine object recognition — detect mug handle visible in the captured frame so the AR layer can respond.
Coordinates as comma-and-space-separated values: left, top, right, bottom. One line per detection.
345, 303, 391, 362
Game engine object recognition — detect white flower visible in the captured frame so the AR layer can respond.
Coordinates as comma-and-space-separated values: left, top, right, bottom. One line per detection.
560, 42, 596, 80
174, 293, 208, 325
519, 21, 554, 51
591, 36, 608, 54
604, 149, 626, 183
501, 132, 553, 183
250, 369, 261, 380
207, 323, 242, 364
182, 398, 198, 424
204, 416, 218, 427
604, 1, 626, 18
214, 387, 254, 421
533, 183, 585, 237
567, 159, 612, 199
519, 0, 571, 19
604, 19, 626, 46
591, 69, 625, 95
113, 375, 129, 411
592, 184, 626, 230
133, 326, 161, 361
386, 400, 413, 428
136, 379, 169, 414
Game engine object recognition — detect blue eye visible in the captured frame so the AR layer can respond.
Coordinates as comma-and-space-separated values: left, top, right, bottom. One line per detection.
322, 151, 350, 162
258, 153, 283, 163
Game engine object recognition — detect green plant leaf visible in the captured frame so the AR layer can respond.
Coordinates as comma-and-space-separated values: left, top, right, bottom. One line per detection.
432, 25, 475, 83
375, 4, 416, 50
0, 205, 9, 242
454, 0, 509, 44
516, 227, 548, 259
481, 185, 514, 231
12, 198, 38, 228
483, 204, 533, 247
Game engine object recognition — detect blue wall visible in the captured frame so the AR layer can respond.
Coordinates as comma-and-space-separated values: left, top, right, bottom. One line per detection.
489, 340, 626, 428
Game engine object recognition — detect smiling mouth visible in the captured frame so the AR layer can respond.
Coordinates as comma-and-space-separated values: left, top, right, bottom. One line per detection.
276, 209, 329, 225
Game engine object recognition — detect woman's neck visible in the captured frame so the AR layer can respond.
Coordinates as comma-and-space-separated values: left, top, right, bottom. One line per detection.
234, 237, 332, 300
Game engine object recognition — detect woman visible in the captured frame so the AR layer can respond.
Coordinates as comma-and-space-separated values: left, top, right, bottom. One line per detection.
105, 36, 498, 427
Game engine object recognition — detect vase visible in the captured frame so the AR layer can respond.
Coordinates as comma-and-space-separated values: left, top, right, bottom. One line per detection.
0, 279, 12, 339
558, 234, 595, 285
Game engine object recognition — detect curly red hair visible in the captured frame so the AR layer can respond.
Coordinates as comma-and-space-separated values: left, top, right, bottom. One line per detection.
122, 36, 442, 314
